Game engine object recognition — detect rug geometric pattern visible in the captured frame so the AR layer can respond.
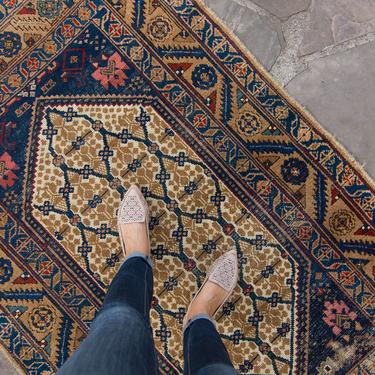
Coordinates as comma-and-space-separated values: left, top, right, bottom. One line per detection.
0, 1, 373, 374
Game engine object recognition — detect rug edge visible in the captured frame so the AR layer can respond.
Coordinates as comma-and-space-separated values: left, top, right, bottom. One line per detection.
195, 0, 375, 190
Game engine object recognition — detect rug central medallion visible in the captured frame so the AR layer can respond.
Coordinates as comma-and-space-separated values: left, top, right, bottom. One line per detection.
27, 96, 302, 373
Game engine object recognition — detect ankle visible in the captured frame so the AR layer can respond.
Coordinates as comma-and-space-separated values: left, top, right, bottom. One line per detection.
119, 223, 150, 256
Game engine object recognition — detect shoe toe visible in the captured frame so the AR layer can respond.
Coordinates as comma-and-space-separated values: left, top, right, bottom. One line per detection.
117, 185, 146, 224
208, 250, 238, 292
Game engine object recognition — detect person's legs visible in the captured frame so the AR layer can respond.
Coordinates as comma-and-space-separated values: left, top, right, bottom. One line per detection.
183, 315, 238, 375
182, 251, 239, 375
57, 254, 158, 375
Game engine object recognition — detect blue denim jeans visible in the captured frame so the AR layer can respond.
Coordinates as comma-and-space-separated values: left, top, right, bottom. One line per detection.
57, 254, 237, 375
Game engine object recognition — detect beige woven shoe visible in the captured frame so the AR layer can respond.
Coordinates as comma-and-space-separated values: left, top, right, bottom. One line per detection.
183, 250, 238, 328
117, 184, 150, 257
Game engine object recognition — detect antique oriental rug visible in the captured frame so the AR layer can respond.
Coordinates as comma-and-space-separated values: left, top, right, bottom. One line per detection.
0, 0, 374, 374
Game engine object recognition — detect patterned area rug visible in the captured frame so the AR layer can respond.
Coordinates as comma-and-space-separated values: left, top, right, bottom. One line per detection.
0, 1, 374, 374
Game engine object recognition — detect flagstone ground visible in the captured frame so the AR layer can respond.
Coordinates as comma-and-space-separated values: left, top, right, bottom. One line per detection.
205, 0, 375, 178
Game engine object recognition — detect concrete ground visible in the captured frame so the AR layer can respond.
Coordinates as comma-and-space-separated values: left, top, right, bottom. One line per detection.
205, 0, 375, 179
0, 348, 21, 375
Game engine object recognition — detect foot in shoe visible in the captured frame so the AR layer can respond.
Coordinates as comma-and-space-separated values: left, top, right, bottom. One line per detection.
184, 281, 228, 322
183, 250, 238, 327
117, 185, 150, 258
118, 222, 150, 257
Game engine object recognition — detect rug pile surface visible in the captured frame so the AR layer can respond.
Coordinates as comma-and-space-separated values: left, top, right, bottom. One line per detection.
0, 0, 374, 374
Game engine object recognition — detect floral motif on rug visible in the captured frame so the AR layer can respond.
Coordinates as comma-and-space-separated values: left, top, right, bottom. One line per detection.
0, 1, 373, 374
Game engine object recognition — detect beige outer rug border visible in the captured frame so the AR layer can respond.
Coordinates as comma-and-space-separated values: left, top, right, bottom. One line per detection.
194, 0, 375, 191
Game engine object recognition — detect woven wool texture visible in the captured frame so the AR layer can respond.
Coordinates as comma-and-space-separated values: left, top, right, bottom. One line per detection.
0, 0, 374, 374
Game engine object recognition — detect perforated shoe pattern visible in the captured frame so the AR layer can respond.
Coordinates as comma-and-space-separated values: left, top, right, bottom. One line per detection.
208, 251, 237, 292
117, 190, 146, 225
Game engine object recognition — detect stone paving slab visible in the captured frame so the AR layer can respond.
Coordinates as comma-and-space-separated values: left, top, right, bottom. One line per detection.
204, 0, 284, 69
0, 348, 21, 375
249, 0, 311, 20
300, 0, 375, 55
286, 40, 375, 177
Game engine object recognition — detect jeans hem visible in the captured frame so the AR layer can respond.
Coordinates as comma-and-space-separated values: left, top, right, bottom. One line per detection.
183, 314, 216, 335
121, 252, 153, 268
